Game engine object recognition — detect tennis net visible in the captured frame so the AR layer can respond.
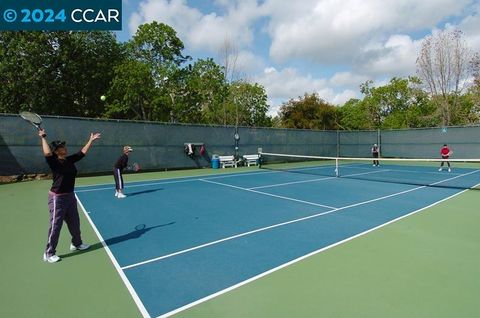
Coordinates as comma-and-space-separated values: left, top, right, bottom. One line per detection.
258, 152, 480, 190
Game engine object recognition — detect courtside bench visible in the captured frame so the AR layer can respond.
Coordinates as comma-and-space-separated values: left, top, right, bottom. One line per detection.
243, 154, 259, 166
219, 155, 237, 168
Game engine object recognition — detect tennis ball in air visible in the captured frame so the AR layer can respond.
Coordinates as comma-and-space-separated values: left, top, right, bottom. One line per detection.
100, 95, 106, 101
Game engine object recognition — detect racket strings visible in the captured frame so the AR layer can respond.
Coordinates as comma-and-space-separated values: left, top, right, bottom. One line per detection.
20, 112, 42, 125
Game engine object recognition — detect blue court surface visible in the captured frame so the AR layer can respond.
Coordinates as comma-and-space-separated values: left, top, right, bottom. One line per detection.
75, 163, 480, 318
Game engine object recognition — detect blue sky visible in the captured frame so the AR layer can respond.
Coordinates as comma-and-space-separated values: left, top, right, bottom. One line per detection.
117, 0, 480, 115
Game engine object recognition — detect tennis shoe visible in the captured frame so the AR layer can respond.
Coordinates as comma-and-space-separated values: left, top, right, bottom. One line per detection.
438, 168, 442, 171
117, 193, 127, 199
115, 192, 118, 197
448, 168, 451, 172
70, 243, 90, 251
43, 253, 60, 263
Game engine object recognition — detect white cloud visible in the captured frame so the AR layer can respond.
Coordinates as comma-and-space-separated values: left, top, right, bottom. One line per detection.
457, 3, 480, 51
129, 0, 263, 52
255, 67, 327, 100
125, 0, 480, 116
264, 0, 471, 63
255, 67, 361, 113
129, 0, 202, 39
354, 34, 421, 77
235, 50, 266, 77
333, 90, 359, 105
329, 72, 369, 87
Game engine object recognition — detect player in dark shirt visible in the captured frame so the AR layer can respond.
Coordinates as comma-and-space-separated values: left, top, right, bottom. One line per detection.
39, 128, 101, 263
371, 144, 380, 166
113, 146, 133, 198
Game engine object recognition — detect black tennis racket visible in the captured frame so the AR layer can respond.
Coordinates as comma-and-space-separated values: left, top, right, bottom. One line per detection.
127, 162, 141, 172
20, 111, 46, 137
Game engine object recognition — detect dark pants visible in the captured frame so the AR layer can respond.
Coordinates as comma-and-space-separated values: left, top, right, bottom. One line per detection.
113, 168, 124, 190
45, 192, 82, 256
440, 156, 451, 168
372, 153, 379, 166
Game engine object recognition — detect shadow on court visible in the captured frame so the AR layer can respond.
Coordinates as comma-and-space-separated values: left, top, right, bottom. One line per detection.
125, 188, 163, 197
59, 222, 175, 259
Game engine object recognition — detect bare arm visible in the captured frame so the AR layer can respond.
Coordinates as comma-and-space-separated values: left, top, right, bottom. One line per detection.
81, 133, 101, 155
39, 129, 52, 157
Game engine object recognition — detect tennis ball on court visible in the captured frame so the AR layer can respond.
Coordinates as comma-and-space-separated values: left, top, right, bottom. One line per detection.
100, 95, 106, 101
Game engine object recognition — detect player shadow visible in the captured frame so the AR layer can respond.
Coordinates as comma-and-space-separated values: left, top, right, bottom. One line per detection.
59, 222, 175, 259
125, 188, 163, 197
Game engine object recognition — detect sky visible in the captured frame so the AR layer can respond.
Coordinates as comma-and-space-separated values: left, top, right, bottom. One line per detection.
117, 0, 480, 116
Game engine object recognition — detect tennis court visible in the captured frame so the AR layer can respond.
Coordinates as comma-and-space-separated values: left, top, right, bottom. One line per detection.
1, 164, 480, 318
69, 158, 480, 317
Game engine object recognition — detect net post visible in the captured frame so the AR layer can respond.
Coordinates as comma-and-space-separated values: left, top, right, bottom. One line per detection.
257, 147, 262, 168
335, 158, 339, 177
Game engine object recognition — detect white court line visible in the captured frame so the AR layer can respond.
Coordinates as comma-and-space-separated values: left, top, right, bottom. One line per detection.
249, 169, 388, 190
75, 178, 201, 193
199, 178, 338, 209
340, 164, 464, 176
75, 170, 288, 193
158, 179, 480, 318
76, 195, 151, 318
74, 162, 350, 193
122, 169, 480, 272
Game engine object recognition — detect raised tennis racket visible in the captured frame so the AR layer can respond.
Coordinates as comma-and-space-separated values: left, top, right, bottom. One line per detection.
20, 111, 43, 129
20, 111, 46, 137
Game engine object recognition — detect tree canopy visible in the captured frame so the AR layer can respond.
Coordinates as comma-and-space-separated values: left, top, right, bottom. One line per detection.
1, 25, 479, 130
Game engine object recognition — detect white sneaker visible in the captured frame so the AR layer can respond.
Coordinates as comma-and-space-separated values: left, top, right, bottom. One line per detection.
115, 192, 118, 197
373, 164, 376, 167
448, 168, 451, 172
43, 253, 60, 263
117, 193, 127, 199
70, 243, 90, 251
438, 168, 442, 171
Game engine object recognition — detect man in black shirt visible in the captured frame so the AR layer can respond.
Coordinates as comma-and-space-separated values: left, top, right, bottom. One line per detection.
371, 143, 380, 166
39, 128, 101, 263
113, 146, 133, 198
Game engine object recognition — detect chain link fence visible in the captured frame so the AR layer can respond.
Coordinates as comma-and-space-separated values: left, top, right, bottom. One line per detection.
2, 113, 480, 176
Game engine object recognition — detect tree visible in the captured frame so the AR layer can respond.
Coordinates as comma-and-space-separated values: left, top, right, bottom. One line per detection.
218, 37, 240, 125
227, 82, 272, 127
183, 58, 228, 125
129, 22, 189, 87
416, 30, 472, 126
104, 60, 159, 121
279, 93, 338, 130
337, 98, 370, 130
218, 37, 240, 84
130, 22, 188, 66
338, 78, 439, 129
467, 53, 480, 123
104, 22, 191, 122
0, 31, 123, 116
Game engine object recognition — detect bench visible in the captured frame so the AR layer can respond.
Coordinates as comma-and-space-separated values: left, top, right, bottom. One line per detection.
219, 155, 237, 168
243, 154, 260, 166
